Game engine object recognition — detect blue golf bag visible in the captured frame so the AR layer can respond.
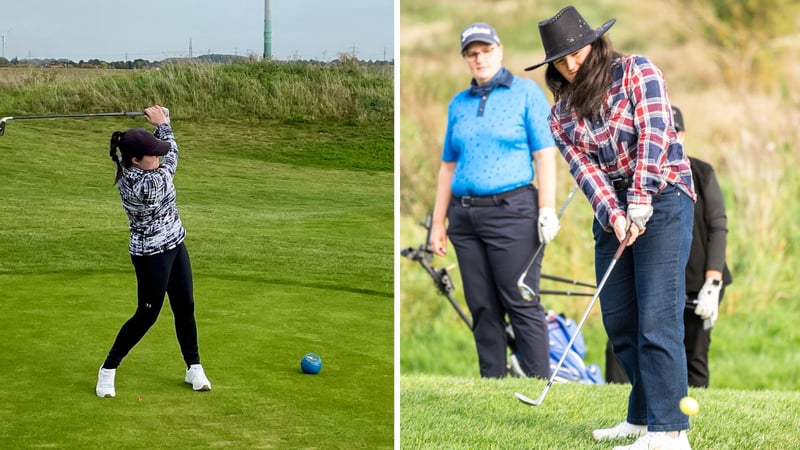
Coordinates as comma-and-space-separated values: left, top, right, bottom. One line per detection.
546, 311, 605, 384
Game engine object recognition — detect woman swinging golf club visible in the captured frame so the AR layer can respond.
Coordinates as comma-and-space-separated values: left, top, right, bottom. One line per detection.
526, 6, 695, 449
96, 105, 211, 398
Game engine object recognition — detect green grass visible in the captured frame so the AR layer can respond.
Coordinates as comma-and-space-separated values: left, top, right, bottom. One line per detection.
401, 375, 800, 449
0, 109, 393, 447
0, 61, 393, 125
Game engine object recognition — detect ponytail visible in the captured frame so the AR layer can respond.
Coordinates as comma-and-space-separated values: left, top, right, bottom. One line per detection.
110, 131, 124, 184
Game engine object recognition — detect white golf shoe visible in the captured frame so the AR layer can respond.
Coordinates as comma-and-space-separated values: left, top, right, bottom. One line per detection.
612, 430, 691, 450
96, 367, 116, 398
592, 421, 647, 441
185, 364, 212, 391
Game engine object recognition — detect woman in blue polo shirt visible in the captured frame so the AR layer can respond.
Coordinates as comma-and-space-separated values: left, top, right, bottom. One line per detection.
429, 22, 560, 379
96, 105, 211, 398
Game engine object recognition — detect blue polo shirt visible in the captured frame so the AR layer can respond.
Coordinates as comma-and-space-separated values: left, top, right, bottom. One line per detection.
442, 68, 555, 197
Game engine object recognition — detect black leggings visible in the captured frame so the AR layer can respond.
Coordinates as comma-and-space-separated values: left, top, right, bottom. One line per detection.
103, 242, 200, 369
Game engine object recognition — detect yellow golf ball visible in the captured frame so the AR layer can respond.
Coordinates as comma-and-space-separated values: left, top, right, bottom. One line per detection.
680, 396, 699, 416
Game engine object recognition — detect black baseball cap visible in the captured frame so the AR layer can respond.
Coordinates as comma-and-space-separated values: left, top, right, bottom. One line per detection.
119, 128, 170, 157
460, 22, 501, 53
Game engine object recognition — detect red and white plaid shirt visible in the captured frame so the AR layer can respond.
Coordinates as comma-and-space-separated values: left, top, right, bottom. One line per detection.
549, 55, 695, 228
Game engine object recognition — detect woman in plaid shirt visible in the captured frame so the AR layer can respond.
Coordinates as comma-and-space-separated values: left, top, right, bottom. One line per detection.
528, 7, 695, 450
96, 105, 211, 398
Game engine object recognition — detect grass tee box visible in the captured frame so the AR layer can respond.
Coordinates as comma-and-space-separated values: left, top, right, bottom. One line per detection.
0, 115, 393, 448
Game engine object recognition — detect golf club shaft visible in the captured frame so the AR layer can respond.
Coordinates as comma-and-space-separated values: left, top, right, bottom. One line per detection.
538, 289, 593, 297
4, 112, 145, 121
516, 231, 632, 406
541, 273, 596, 288
0, 111, 147, 137
517, 185, 580, 298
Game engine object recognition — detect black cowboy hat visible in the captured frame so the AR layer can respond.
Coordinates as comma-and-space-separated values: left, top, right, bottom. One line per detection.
524, 5, 615, 71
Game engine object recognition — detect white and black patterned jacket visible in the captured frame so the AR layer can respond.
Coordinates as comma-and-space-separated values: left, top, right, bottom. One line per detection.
117, 124, 185, 256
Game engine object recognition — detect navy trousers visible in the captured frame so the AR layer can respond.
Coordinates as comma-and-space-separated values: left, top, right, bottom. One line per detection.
447, 186, 550, 378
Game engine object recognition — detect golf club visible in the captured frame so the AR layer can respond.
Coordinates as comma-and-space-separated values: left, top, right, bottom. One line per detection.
541, 273, 596, 288
539, 289, 593, 297
515, 231, 632, 406
0, 111, 146, 136
687, 299, 713, 330
517, 185, 580, 301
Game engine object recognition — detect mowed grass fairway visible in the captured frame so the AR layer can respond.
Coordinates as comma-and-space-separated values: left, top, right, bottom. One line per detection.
0, 118, 393, 448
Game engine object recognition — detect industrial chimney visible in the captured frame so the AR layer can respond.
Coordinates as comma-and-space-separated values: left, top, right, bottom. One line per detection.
263, 0, 272, 59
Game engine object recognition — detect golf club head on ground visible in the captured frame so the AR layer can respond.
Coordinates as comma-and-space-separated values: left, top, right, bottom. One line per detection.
515, 389, 548, 406
0, 119, 7, 136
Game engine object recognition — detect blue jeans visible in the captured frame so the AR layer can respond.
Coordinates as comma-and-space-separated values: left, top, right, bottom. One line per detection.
595, 184, 693, 432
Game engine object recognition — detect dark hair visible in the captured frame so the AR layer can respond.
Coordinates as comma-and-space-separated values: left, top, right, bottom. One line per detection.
109, 130, 140, 184
544, 36, 623, 120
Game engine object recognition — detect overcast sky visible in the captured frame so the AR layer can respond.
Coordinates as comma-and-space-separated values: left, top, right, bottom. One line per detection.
0, 0, 394, 62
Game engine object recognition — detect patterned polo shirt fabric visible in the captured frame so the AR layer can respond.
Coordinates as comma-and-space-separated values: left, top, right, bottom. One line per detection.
549, 55, 696, 228
442, 71, 556, 197
117, 124, 185, 256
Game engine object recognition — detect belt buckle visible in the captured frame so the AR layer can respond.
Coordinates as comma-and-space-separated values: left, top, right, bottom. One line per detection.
461, 196, 472, 207
612, 177, 629, 191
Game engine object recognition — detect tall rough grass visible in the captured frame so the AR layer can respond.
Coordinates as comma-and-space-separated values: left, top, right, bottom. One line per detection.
0, 60, 393, 124
400, 0, 800, 389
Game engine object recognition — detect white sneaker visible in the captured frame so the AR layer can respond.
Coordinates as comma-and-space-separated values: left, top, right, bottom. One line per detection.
96, 367, 116, 398
593, 421, 647, 441
613, 431, 691, 450
185, 364, 211, 391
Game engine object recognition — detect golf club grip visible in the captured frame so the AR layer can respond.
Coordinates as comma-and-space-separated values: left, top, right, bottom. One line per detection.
614, 232, 632, 259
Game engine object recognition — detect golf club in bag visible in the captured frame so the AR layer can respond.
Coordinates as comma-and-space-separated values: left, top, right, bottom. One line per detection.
515, 231, 632, 406
402, 214, 602, 381
0, 111, 147, 137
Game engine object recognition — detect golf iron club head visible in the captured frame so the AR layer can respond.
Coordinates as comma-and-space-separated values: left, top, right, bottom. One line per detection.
515, 389, 548, 406
516, 185, 579, 301
518, 283, 536, 301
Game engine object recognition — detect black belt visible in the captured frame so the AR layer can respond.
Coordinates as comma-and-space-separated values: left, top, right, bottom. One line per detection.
611, 176, 632, 191
456, 185, 529, 207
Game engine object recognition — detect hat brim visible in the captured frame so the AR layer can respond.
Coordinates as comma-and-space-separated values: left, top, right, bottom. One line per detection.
145, 140, 171, 156
461, 36, 500, 53
524, 18, 615, 71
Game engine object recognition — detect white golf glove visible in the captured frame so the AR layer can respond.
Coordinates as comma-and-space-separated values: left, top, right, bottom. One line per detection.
160, 107, 171, 125
627, 204, 653, 231
695, 278, 721, 327
538, 207, 560, 245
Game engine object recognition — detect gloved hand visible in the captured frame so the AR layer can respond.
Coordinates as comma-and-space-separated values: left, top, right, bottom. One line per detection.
538, 207, 560, 245
695, 278, 721, 327
160, 107, 170, 125
627, 204, 653, 231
